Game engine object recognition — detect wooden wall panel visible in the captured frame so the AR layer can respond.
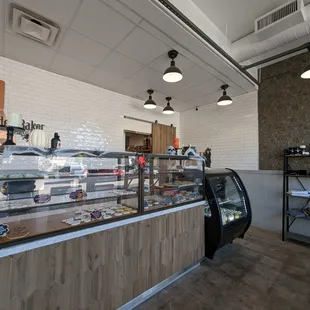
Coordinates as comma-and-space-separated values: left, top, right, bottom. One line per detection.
152, 123, 176, 154
0, 206, 204, 310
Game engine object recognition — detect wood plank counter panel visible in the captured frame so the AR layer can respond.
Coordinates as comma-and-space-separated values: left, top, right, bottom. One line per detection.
0, 205, 204, 310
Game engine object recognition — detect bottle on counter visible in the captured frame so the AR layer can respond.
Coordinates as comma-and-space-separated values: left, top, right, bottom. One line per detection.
51, 133, 60, 149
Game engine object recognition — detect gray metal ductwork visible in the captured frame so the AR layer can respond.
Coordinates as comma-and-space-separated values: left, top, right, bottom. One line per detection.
231, 3, 310, 63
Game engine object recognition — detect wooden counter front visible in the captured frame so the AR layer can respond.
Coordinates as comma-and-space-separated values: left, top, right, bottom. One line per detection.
0, 205, 204, 310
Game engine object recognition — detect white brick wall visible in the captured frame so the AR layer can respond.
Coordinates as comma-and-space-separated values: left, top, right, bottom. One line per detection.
179, 91, 258, 170
0, 57, 179, 151
0, 56, 258, 170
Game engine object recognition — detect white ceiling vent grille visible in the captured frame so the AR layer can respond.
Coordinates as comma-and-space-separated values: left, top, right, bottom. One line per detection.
8, 4, 60, 47
255, 0, 305, 40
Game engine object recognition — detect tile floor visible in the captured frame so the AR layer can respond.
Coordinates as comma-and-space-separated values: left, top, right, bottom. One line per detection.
136, 227, 310, 310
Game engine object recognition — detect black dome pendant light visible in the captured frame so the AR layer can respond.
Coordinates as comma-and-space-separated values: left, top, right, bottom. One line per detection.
217, 85, 232, 106
163, 97, 174, 114
163, 50, 183, 83
144, 89, 156, 109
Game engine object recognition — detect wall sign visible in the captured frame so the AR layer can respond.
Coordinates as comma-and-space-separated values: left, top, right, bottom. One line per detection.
0, 116, 45, 141
0, 116, 44, 130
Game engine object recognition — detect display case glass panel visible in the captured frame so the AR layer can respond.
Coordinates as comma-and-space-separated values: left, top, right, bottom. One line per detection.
144, 156, 204, 211
208, 173, 247, 225
0, 147, 139, 246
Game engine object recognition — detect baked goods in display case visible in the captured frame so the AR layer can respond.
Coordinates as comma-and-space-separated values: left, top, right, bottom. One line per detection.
0, 147, 205, 247
144, 157, 204, 211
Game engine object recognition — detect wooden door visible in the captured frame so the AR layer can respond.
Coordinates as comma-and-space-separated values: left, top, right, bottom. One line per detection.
152, 123, 176, 154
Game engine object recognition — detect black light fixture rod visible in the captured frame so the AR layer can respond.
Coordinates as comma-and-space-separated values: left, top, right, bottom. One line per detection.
243, 42, 310, 70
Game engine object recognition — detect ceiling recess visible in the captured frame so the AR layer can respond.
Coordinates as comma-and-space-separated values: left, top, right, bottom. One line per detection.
255, 0, 305, 40
9, 4, 60, 47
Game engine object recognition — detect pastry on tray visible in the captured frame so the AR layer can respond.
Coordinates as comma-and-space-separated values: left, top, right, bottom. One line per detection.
7, 225, 29, 239
69, 189, 87, 200
0, 224, 9, 237
34, 194, 51, 204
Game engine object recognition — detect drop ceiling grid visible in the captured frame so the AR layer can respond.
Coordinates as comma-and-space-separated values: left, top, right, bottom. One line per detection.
3, 0, 245, 111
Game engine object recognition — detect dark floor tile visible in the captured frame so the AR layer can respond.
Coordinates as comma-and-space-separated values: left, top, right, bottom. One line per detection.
135, 227, 310, 310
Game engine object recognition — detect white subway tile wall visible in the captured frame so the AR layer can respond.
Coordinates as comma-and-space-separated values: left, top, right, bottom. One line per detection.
180, 91, 258, 170
0, 57, 179, 150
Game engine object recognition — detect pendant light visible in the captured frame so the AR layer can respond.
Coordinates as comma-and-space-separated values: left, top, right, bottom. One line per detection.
163, 50, 183, 83
301, 65, 310, 79
163, 97, 174, 114
217, 85, 232, 106
144, 89, 156, 109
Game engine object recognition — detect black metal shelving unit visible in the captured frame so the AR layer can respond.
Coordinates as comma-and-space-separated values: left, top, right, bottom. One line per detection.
282, 152, 310, 244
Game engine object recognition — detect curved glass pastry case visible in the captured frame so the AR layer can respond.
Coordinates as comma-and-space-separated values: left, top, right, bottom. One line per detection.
204, 168, 251, 259
0, 146, 205, 248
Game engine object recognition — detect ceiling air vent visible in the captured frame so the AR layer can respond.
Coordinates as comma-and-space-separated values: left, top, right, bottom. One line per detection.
255, 0, 305, 40
9, 4, 60, 47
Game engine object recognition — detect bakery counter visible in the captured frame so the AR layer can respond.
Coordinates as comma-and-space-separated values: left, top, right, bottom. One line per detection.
0, 201, 205, 310
0, 148, 206, 309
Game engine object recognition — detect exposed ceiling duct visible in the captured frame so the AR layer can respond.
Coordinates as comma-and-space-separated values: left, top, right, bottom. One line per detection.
231, 1, 310, 64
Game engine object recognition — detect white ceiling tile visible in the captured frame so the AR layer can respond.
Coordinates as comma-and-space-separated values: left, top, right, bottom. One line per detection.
4, 32, 55, 68
99, 0, 142, 24
116, 27, 169, 64
194, 77, 224, 95
172, 45, 202, 65
86, 68, 124, 90
50, 53, 94, 80
172, 87, 205, 102
100, 51, 144, 78
139, 21, 175, 48
129, 67, 163, 89
71, 0, 135, 49
58, 30, 111, 66
114, 79, 143, 97
148, 51, 195, 74
181, 65, 214, 87
152, 79, 187, 99
15, 0, 82, 26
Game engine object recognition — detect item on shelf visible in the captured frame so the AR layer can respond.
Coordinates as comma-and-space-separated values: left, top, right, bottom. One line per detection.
34, 194, 51, 204
69, 189, 87, 200
165, 145, 176, 155
28, 129, 49, 148
7, 225, 29, 239
287, 147, 303, 155
204, 206, 211, 217
286, 170, 308, 175
7, 112, 22, 127
303, 208, 310, 217
0, 224, 9, 237
173, 137, 179, 149
51, 132, 61, 149
70, 220, 81, 226
287, 190, 310, 197
90, 210, 102, 220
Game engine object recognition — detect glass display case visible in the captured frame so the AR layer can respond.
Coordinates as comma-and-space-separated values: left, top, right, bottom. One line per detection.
144, 156, 204, 211
204, 168, 251, 259
0, 146, 205, 248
